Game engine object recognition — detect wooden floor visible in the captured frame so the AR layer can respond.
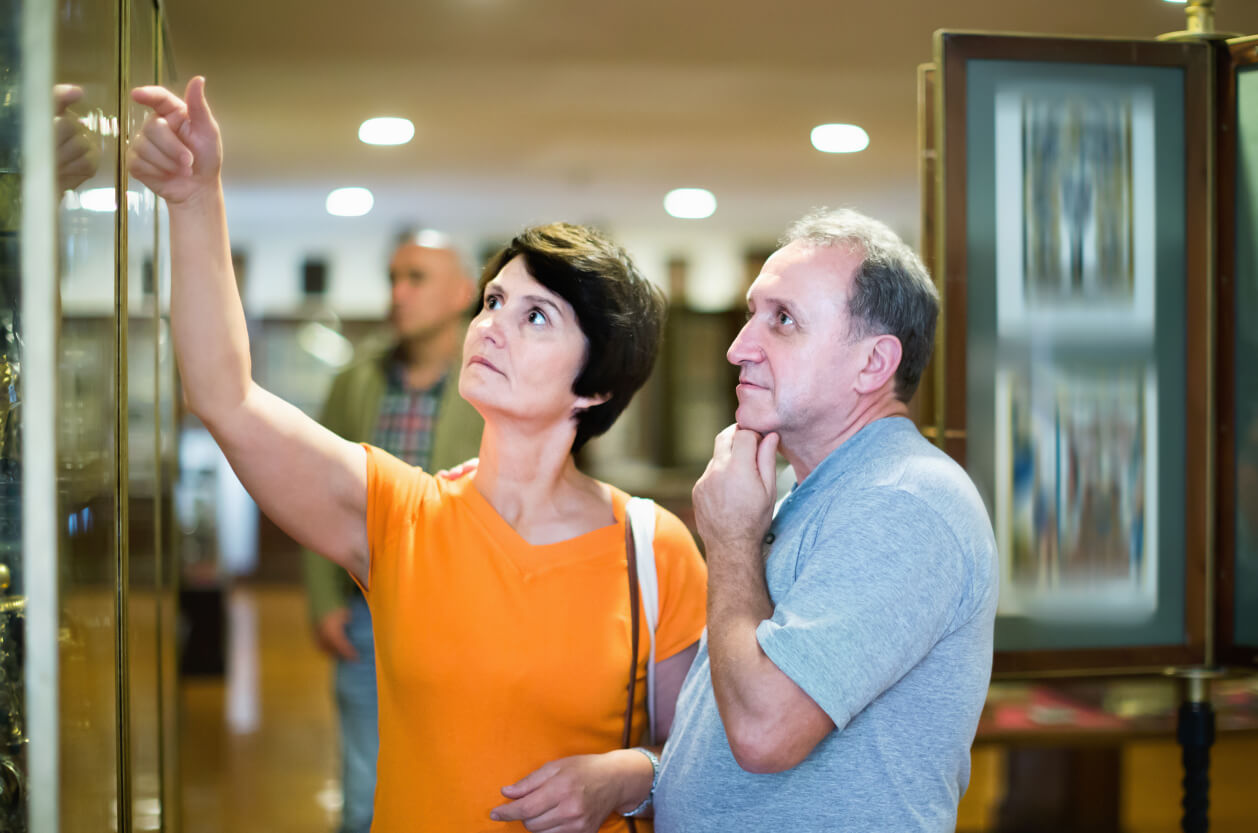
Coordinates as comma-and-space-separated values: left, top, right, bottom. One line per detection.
180, 585, 341, 833
178, 585, 1258, 833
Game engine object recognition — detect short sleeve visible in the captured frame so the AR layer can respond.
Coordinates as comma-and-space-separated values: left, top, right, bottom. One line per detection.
755, 488, 970, 730
651, 507, 709, 662
360, 444, 434, 595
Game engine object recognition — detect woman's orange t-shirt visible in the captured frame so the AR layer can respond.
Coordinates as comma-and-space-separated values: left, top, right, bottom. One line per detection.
358, 445, 708, 833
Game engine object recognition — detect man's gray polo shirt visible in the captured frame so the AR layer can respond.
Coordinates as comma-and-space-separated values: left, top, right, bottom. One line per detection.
656, 417, 998, 833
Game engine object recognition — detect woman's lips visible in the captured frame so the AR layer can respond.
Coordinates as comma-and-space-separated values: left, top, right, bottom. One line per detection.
468, 355, 504, 375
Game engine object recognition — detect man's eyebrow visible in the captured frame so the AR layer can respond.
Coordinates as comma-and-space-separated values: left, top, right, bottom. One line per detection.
749, 292, 796, 313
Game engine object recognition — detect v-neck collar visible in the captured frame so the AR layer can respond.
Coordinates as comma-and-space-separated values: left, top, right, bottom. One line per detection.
450, 476, 630, 575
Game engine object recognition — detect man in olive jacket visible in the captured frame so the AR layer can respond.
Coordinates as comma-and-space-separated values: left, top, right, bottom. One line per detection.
302, 236, 482, 833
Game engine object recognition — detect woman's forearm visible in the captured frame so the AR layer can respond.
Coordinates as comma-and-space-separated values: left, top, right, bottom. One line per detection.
167, 182, 253, 425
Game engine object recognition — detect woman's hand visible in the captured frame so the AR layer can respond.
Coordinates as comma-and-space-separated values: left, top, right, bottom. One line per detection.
490, 750, 651, 832
127, 76, 222, 206
436, 457, 478, 480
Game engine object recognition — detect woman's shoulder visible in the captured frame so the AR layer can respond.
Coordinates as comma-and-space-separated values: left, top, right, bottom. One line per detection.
650, 502, 701, 553
606, 484, 700, 556
363, 445, 443, 517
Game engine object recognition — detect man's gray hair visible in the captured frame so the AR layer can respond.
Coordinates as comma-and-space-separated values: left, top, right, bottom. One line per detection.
782, 207, 939, 402
395, 228, 476, 283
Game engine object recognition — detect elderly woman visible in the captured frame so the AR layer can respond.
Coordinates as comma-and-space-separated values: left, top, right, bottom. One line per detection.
128, 78, 706, 833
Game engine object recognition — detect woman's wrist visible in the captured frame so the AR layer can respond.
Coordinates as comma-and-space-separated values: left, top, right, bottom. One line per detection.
619, 747, 659, 818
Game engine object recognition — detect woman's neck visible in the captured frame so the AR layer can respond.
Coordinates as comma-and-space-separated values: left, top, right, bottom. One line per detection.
471, 419, 611, 545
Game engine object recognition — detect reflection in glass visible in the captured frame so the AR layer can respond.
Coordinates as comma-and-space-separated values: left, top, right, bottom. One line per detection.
56, 0, 122, 827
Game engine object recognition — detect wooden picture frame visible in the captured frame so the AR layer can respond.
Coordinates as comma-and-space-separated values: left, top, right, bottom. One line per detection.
932, 31, 1213, 674
1218, 35, 1258, 669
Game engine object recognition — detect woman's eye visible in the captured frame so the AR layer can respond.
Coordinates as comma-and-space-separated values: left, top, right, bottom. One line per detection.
484, 294, 501, 309
527, 308, 548, 325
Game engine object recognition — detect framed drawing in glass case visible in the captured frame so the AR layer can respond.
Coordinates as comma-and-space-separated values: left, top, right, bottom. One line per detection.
930, 31, 1213, 673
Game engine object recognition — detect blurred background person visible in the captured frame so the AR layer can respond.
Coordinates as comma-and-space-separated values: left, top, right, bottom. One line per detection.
301, 231, 483, 833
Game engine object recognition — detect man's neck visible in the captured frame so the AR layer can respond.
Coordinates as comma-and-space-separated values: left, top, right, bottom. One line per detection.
782, 395, 909, 483
396, 323, 459, 391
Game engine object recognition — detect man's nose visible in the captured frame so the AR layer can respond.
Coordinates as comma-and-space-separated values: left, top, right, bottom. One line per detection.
726, 321, 761, 365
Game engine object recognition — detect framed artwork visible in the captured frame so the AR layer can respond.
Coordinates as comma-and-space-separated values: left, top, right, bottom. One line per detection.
994, 81, 1156, 340
995, 365, 1158, 624
932, 31, 1213, 673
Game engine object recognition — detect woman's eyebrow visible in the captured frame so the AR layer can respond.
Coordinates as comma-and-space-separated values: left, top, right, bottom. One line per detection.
522, 294, 564, 318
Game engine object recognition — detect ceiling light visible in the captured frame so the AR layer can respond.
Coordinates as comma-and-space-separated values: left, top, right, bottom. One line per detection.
325, 187, 374, 217
1163, 1, 1187, 4
358, 117, 415, 146
664, 188, 716, 220
810, 123, 870, 154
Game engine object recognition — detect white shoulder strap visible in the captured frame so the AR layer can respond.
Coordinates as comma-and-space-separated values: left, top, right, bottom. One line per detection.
626, 497, 658, 745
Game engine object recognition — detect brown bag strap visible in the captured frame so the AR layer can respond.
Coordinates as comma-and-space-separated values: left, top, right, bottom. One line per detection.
622, 512, 641, 833
622, 511, 641, 748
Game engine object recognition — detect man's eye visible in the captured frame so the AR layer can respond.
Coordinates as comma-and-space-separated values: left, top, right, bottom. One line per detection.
777, 311, 794, 326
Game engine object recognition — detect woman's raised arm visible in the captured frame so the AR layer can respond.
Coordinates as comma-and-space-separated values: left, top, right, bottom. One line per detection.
128, 78, 369, 585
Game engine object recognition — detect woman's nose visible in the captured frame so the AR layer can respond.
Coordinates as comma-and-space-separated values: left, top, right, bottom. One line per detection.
474, 309, 503, 342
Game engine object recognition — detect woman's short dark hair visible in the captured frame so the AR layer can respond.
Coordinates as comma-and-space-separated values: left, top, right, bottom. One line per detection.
476, 223, 666, 453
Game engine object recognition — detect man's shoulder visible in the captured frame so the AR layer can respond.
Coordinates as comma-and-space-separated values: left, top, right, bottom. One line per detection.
804, 420, 993, 545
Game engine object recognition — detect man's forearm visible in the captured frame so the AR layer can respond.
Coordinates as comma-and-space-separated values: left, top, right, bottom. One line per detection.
705, 540, 780, 753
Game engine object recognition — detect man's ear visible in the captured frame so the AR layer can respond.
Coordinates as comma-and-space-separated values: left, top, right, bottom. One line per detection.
854, 334, 903, 395
454, 276, 476, 312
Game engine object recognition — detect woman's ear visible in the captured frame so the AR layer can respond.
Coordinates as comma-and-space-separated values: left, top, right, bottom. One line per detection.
573, 391, 611, 413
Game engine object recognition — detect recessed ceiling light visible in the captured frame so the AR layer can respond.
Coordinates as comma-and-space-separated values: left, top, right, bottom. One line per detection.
1163, 1, 1187, 4
358, 117, 415, 146
810, 123, 870, 154
326, 187, 374, 217
664, 188, 716, 220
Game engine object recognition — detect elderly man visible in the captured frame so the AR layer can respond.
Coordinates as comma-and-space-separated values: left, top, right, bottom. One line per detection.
302, 233, 482, 833
655, 208, 998, 832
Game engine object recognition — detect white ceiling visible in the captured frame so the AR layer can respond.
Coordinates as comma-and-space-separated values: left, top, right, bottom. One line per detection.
162, 0, 1258, 239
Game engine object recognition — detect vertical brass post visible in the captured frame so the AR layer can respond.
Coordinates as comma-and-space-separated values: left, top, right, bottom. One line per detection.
1186, 0, 1216, 36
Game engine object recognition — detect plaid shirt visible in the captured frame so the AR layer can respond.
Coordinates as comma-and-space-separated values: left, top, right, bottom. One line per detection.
371, 359, 445, 469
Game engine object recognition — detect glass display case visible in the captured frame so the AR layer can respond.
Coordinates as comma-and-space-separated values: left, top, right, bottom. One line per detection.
1226, 36, 1258, 666
10, 0, 181, 829
926, 30, 1255, 675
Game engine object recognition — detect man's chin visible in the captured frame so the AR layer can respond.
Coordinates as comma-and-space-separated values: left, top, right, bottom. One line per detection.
733, 407, 776, 435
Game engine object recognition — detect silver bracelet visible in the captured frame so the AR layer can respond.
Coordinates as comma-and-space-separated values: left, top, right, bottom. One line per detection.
622, 746, 660, 818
